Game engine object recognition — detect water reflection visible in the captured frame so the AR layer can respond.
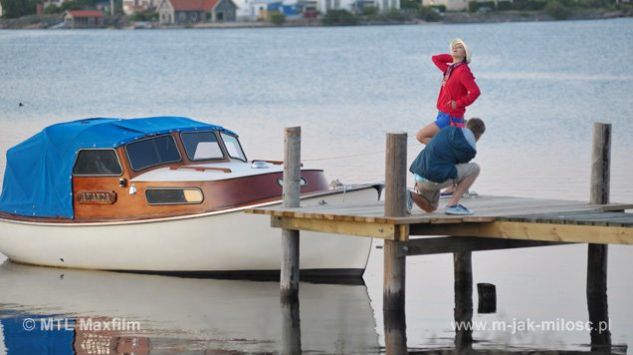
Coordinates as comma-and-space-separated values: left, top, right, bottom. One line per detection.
0, 262, 379, 354
281, 300, 301, 355
383, 309, 407, 355
380, 249, 626, 355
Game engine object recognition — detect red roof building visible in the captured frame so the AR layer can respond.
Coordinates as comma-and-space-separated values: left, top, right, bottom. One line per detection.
157, 0, 236, 24
64, 10, 105, 28
66, 10, 105, 17
168, 0, 217, 11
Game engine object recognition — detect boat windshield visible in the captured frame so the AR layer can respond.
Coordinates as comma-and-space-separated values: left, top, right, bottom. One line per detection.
181, 131, 224, 161
220, 133, 247, 161
125, 135, 181, 171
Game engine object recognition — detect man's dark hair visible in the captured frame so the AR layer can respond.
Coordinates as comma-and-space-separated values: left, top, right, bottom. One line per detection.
466, 118, 485, 139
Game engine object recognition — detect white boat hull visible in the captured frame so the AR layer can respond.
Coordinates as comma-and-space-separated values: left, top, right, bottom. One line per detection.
0, 186, 379, 277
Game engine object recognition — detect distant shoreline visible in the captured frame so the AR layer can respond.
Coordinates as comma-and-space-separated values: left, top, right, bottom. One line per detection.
0, 8, 630, 30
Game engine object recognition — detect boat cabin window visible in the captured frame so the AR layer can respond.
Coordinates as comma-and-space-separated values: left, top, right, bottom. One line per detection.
181, 131, 224, 161
146, 188, 204, 205
73, 149, 122, 176
126, 135, 181, 171
220, 133, 247, 161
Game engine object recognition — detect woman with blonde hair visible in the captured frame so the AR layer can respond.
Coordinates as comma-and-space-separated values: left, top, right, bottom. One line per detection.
416, 39, 481, 145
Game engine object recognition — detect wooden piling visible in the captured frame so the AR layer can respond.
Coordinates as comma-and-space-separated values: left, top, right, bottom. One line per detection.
453, 251, 473, 346
383, 133, 408, 311
383, 309, 407, 355
587, 122, 612, 346
281, 299, 302, 354
281, 126, 301, 302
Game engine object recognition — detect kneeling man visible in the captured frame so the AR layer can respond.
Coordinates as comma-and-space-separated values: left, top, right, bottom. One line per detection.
409, 118, 485, 215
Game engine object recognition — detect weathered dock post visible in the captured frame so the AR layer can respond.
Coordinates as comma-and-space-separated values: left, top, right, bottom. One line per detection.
384, 132, 408, 311
453, 251, 473, 347
587, 122, 612, 347
383, 132, 408, 354
281, 126, 301, 302
281, 299, 302, 354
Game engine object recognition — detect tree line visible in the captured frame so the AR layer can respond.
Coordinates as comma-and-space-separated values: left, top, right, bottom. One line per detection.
0, 0, 120, 18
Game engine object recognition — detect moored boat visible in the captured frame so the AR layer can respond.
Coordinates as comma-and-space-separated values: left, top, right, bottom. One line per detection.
0, 117, 381, 278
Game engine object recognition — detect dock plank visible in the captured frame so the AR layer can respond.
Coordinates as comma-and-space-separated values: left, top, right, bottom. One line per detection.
500, 211, 633, 227
246, 195, 633, 243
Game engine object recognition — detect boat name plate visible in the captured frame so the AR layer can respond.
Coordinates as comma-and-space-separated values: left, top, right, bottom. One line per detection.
77, 191, 117, 205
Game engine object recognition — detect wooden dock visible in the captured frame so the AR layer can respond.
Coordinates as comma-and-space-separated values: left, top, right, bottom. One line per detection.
246, 123, 630, 352
250, 195, 633, 244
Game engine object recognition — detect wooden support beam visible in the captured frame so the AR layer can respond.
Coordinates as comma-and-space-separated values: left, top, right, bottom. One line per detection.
281, 126, 301, 302
587, 122, 611, 347
384, 132, 408, 312
405, 236, 569, 255
271, 216, 399, 239
409, 221, 633, 245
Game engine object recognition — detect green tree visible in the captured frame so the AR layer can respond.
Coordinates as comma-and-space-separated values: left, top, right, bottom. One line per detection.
270, 11, 286, 25
321, 9, 357, 25
362, 5, 378, 16
545, 0, 571, 19
1, 0, 40, 18
44, 4, 63, 13
400, 0, 418, 9
417, 6, 441, 21
61, 1, 83, 11
386, 8, 406, 20
130, 10, 158, 21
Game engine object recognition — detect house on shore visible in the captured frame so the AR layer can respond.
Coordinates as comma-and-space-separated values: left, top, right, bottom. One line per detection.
64, 10, 105, 28
316, 0, 399, 14
422, 0, 506, 11
123, 0, 159, 15
157, 0, 237, 24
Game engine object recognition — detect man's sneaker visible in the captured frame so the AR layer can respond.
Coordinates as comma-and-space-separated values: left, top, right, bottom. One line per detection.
406, 190, 413, 214
445, 204, 474, 216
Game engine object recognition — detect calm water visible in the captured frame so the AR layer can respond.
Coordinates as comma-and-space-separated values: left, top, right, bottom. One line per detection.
0, 18, 632, 353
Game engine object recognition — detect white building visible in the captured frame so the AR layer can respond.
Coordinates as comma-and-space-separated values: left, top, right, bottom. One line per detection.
423, 0, 510, 11
43, 0, 69, 8
123, 0, 160, 14
0, 2, 3, 17
244, 0, 277, 19
233, 0, 256, 19
317, 0, 354, 13
318, 0, 398, 14
422, 0, 467, 11
375, 0, 399, 11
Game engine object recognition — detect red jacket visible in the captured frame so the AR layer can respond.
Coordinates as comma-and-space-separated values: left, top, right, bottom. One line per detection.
432, 54, 480, 118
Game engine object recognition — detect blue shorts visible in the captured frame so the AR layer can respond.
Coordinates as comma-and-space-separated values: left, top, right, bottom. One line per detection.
434, 111, 464, 129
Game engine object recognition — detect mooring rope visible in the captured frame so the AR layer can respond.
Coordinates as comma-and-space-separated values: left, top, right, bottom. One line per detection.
303, 141, 423, 162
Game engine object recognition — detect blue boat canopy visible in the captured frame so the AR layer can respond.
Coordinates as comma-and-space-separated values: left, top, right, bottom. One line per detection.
0, 116, 235, 219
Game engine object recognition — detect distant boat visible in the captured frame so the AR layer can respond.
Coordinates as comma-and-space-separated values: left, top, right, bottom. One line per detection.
0, 117, 380, 278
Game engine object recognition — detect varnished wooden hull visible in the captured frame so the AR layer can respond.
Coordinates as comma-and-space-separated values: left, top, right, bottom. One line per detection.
0, 186, 379, 276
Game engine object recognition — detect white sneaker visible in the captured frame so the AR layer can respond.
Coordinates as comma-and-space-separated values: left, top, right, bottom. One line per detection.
445, 204, 474, 215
